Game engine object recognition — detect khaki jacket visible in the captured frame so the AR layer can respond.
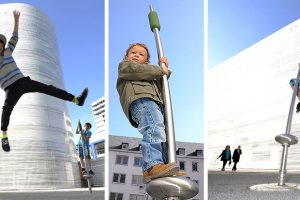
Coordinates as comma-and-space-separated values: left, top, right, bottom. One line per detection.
116, 61, 165, 127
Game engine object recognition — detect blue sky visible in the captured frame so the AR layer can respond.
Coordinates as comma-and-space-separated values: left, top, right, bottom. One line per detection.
209, 0, 300, 68
109, 0, 204, 143
1, 0, 104, 141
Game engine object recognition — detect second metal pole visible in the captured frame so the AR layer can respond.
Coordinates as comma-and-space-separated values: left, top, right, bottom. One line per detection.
277, 64, 300, 186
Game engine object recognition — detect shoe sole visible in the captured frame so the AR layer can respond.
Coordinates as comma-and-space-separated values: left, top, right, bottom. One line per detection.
144, 164, 180, 183
2, 148, 10, 152
173, 172, 188, 177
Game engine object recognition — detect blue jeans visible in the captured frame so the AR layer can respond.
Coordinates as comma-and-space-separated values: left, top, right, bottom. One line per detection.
130, 98, 167, 172
77, 144, 90, 158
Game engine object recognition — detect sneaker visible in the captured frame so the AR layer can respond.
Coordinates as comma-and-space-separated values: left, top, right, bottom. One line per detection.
1, 137, 10, 152
82, 171, 88, 176
89, 170, 95, 175
143, 162, 179, 183
297, 102, 300, 113
76, 88, 88, 106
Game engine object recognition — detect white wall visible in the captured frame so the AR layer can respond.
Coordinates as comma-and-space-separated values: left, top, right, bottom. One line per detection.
208, 19, 300, 170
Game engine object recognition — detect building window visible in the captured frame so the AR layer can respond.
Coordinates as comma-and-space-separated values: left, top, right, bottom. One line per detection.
131, 175, 144, 185
178, 148, 185, 155
112, 173, 126, 184
122, 142, 129, 150
110, 192, 123, 200
179, 161, 185, 170
116, 155, 129, 165
95, 142, 105, 155
129, 194, 145, 200
192, 162, 198, 171
196, 150, 203, 157
133, 157, 143, 167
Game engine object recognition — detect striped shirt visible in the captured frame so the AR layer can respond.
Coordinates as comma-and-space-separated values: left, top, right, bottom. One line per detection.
0, 32, 24, 89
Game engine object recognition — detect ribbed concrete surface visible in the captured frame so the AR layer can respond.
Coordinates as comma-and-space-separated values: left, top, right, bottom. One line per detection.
209, 171, 300, 200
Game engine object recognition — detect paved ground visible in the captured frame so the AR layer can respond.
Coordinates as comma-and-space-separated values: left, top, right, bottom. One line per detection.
0, 187, 104, 200
209, 170, 300, 200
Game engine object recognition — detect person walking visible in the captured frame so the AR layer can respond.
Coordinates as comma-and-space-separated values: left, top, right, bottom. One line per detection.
232, 145, 242, 171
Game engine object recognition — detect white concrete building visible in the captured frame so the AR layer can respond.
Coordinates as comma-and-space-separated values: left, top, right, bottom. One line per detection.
109, 135, 203, 200
0, 3, 80, 189
90, 97, 105, 160
208, 19, 300, 170
91, 97, 105, 143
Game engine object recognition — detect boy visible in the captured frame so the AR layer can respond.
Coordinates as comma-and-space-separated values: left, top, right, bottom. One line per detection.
77, 122, 94, 175
116, 43, 183, 182
0, 10, 88, 152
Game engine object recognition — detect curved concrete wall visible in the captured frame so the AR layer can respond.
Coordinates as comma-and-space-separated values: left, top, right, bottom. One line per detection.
0, 3, 80, 189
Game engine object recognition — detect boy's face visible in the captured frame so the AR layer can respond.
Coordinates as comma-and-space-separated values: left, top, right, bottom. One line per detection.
125, 45, 149, 64
84, 124, 91, 130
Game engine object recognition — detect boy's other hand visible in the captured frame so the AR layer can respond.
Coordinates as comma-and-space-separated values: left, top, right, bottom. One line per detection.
13, 10, 20, 20
159, 57, 169, 76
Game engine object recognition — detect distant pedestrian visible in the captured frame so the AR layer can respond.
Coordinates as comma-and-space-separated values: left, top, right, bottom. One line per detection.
217, 145, 231, 171
232, 145, 242, 171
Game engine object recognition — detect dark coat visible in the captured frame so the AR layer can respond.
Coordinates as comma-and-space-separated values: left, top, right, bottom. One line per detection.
218, 150, 231, 161
232, 148, 242, 162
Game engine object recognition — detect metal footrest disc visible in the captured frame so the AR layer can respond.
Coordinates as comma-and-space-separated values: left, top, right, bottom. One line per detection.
275, 134, 298, 145
146, 176, 199, 199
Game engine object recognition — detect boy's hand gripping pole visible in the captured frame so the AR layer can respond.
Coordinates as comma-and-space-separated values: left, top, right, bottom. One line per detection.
275, 64, 300, 186
146, 5, 199, 200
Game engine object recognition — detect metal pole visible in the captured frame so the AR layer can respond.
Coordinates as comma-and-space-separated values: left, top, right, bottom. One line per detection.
78, 120, 88, 171
148, 4, 177, 164
278, 145, 288, 186
277, 65, 300, 186
285, 65, 300, 134
146, 6, 199, 200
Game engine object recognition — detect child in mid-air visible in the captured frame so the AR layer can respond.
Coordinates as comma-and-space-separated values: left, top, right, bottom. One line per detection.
0, 11, 88, 152
77, 122, 94, 175
116, 43, 185, 182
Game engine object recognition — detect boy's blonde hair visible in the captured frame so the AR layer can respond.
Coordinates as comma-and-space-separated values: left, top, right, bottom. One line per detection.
124, 43, 151, 63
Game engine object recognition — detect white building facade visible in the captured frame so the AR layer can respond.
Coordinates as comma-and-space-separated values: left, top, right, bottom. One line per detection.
90, 97, 105, 159
0, 3, 80, 189
109, 135, 203, 200
91, 97, 105, 142
208, 19, 300, 170
89, 97, 105, 185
